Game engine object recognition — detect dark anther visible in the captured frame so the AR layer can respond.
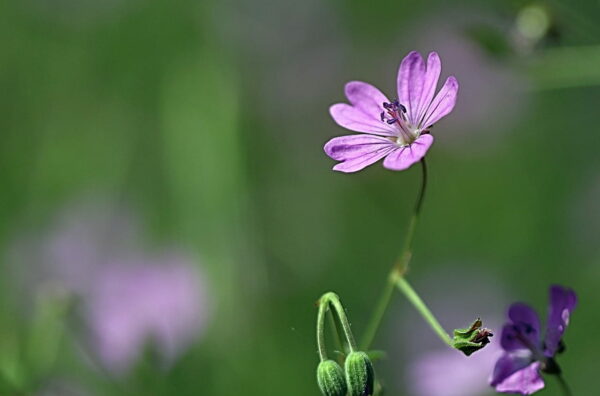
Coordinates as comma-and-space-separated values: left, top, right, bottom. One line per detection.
382, 102, 391, 109
557, 340, 566, 354
386, 118, 398, 124
399, 104, 407, 113
380, 111, 385, 122
541, 358, 562, 375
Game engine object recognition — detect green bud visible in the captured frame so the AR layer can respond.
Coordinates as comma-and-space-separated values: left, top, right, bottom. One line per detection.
451, 318, 493, 356
317, 360, 347, 396
345, 351, 375, 396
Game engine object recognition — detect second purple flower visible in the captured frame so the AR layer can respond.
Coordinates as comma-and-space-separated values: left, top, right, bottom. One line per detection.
324, 51, 459, 173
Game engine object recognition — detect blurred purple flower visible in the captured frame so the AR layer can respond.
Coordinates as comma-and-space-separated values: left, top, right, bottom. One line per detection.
86, 254, 208, 374
7, 197, 210, 375
8, 198, 140, 304
409, 342, 502, 396
490, 285, 577, 395
324, 51, 459, 173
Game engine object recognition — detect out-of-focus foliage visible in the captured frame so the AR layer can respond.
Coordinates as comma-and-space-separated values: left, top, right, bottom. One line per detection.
0, 0, 599, 395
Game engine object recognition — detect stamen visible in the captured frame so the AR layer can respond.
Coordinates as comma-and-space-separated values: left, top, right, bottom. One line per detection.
380, 100, 409, 130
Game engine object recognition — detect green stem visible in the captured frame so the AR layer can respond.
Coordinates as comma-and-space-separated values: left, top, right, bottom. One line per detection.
316, 292, 358, 362
360, 279, 395, 350
361, 158, 427, 350
555, 374, 573, 396
393, 275, 452, 345
327, 309, 345, 360
316, 299, 328, 361
326, 293, 357, 352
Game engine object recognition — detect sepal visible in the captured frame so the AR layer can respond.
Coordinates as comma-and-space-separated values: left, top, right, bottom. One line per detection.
451, 318, 493, 356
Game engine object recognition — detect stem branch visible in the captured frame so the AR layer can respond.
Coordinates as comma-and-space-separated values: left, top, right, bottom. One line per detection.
393, 275, 452, 345
361, 159, 427, 350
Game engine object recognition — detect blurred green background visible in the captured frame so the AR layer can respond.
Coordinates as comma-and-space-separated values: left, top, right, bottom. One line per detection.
1, 0, 599, 395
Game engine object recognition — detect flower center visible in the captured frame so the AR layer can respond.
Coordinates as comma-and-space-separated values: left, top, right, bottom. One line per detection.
380, 100, 420, 146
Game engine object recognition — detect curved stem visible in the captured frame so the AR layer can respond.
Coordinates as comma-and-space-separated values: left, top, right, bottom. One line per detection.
555, 374, 573, 396
327, 309, 345, 360
361, 159, 428, 350
316, 299, 328, 361
317, 292, 358, 363
326, 293, 357, 352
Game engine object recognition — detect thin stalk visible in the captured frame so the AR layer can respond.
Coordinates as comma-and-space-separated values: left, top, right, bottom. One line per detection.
327, 309, 345, 360
316, 299, 328, 361
317, 292, 358, 363
326, 294, 357, 352
393, 276, 452, 345
361, 158, 427, 350
555, 374, 573, 396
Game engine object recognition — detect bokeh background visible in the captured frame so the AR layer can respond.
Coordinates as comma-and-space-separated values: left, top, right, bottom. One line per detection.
1, 0, 599, 395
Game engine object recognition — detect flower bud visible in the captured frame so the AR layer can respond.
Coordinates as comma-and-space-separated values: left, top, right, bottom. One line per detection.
317, 360, 347, 396
451, 318, 493, 356
344, 351, 375, 396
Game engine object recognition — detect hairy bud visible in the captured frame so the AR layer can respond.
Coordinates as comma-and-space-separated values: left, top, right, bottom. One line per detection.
344, 351, 375, 396
317, 360, 347, 396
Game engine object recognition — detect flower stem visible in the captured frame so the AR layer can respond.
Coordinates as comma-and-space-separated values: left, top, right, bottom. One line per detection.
326, 293, 357, 352
317, 292, 357, 363
361, 159, 427, 350
360, 278, 395, 350
317, 298, 329, 361
555, 374, 573, 396
393, 275, 452, 345
327, 309, 345, 360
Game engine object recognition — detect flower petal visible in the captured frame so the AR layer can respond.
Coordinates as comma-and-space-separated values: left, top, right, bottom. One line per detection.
414, 52, 442, 126
382, 134, 433, 171
500, 303, 541, 351
397, 51, 426, 125
323, 134, 396, 173
329, 81, 397, 136
345, 81, 390, 118
421, 76, 459, 128
490, 351, 535, 387
494, 361, 545, 395
545, 285, 577, 356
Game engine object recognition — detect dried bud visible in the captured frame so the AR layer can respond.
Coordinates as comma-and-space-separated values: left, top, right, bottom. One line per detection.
317, 360, 347, 396
344, 351, 375, 396
451, 318, 493, 356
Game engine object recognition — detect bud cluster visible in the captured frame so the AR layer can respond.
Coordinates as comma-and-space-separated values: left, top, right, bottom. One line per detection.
315, 292, 376, 396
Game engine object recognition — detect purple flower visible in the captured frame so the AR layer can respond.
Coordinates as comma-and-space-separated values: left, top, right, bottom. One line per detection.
490, 285, 577, 395
410, 343, 502, 396
7, 197, 210, 375
324, 51, 459, 173
86, 254, 209, 374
